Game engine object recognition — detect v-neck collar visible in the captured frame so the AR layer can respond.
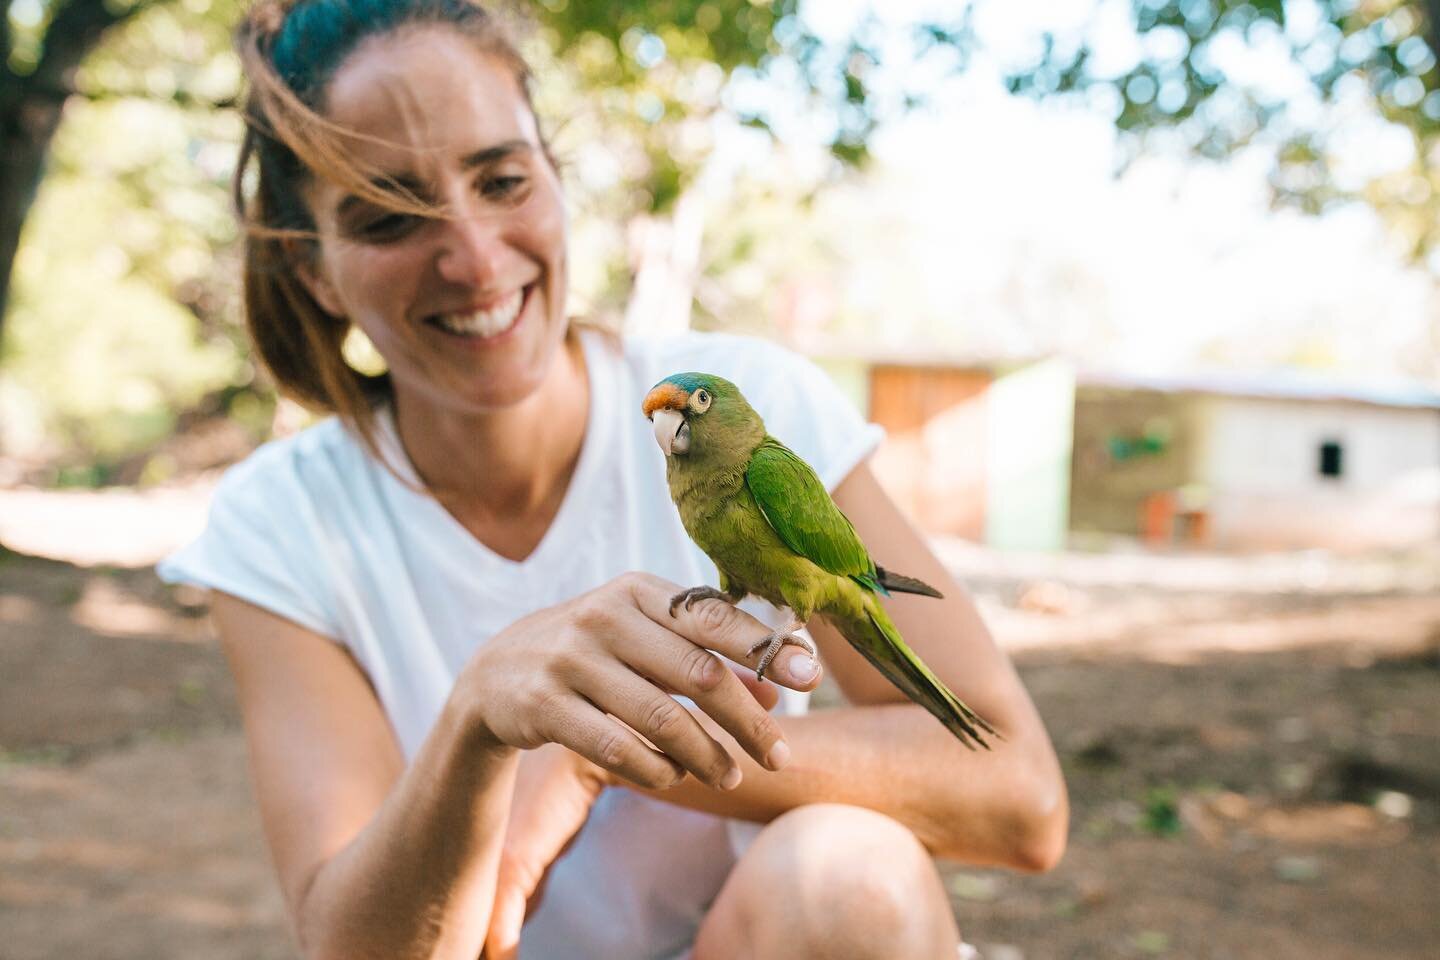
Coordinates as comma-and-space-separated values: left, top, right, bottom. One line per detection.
372, 329, 615, 574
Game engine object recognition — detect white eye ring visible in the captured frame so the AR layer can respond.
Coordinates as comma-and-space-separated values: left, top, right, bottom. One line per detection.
693, 389, 711, 412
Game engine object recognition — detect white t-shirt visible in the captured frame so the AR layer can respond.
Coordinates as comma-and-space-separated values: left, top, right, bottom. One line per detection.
158, 328, 883, 959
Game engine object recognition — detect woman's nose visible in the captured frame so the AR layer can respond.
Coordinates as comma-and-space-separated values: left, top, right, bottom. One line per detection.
434, 213, 507, 288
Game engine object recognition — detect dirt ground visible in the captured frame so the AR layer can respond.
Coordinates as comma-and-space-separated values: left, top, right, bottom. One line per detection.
1, 521, 1438, 959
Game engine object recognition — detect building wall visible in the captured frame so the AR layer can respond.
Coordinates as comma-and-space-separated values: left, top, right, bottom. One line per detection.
1194, 397, 1440, 550
1069, 387, 1198, 539
866, 360, 1074, 549
985, 359, 1075, 551
868, 365, 991, 541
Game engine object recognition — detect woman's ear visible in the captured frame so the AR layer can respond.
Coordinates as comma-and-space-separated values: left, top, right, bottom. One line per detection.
286, 238, 345, 318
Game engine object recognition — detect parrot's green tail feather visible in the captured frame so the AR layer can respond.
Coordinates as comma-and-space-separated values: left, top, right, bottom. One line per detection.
855, 606, 1000, 751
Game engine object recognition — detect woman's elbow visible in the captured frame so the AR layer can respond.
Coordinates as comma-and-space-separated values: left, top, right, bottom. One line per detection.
1011, 794, 1068, 873
954, 742, 1069, 873
927, 776, 1068, 872
1006, 755, 1070, 873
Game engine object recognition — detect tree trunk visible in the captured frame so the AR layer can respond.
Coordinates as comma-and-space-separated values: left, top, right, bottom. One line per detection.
622, 186, 709, 335
0, 90, 64, 345
0, 0, 150, 352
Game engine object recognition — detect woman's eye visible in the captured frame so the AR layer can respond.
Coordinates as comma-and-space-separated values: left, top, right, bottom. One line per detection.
354, 213, 420, 243
482, 175, 528, 201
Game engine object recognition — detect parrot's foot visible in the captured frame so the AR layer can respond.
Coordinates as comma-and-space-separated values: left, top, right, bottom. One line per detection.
668, 585, 733, 619
747, 621, 813, 682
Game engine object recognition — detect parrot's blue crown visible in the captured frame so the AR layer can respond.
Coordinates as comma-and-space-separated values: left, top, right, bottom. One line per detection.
655, 372, 714, 394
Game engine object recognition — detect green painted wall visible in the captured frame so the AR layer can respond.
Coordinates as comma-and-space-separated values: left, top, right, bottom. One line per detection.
984, 359, 1076, 551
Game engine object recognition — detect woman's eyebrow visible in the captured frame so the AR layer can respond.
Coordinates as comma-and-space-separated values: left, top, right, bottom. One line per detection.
334, 141, 534, 217
460, 139, 533, 169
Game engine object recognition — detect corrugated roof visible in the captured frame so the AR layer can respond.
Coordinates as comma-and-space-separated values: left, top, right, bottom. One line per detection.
1077, 368, 1440, 410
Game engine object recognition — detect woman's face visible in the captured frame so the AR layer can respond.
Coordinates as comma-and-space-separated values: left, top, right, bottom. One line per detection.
301, 27, 568, 413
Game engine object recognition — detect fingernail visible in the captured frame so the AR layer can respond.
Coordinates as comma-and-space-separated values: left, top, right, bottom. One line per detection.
786, 655, 818, 684
766, 740, 791, 771
720, 766, 743, 791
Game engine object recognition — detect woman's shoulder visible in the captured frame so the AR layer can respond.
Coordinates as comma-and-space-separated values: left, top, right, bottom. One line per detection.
212, 413, 369, 506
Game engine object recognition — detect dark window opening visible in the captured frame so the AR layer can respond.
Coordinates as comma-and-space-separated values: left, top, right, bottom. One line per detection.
1318, 440, 1343, 479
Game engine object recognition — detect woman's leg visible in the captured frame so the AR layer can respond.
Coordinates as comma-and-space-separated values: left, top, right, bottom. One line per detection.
691, 803, 962, 960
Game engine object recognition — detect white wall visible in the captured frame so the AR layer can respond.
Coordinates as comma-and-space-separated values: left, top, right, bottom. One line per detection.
1193, 397, 1440, 550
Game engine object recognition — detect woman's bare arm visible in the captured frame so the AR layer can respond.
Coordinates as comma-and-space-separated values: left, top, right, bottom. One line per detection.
634, 461, 1069, 871
213, 568, 826, 959
213, 593, 518, 960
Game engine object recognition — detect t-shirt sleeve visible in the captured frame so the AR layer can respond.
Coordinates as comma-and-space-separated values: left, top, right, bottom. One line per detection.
156, 450, 339, 638
725, 336, 886, 493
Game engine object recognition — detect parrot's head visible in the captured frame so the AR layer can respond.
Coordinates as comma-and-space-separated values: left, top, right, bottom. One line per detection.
642, 372, 760, 460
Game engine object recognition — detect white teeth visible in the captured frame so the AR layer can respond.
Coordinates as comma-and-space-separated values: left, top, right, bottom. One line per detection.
434, 288, 525, 337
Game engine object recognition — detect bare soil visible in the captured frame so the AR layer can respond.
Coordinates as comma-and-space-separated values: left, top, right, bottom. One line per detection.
2, 543, 1437, 960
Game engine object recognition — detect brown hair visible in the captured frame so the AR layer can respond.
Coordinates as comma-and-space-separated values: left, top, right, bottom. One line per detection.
233, 0, 543, 461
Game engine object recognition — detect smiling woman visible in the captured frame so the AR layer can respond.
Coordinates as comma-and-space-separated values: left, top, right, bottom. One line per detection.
235, 0, 571, 469
157, 1, 1067, 958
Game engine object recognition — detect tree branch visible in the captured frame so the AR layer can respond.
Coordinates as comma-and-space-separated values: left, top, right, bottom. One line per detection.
33, 0, 159, 90
21, 75, 239, 112
1, 8, 12, 74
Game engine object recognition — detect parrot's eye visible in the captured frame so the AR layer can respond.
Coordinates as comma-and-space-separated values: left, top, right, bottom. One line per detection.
692, 389, 712, 413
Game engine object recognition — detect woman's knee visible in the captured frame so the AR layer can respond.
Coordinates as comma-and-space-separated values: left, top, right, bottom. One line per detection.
727, 803, 960, 959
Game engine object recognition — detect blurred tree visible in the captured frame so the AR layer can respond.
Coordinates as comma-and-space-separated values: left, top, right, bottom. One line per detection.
2, 0, 163, 342
982, 1, 1440, 259
3, 0, 255, 479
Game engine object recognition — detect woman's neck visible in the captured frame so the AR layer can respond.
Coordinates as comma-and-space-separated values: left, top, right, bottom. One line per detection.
391, 331, 591, 530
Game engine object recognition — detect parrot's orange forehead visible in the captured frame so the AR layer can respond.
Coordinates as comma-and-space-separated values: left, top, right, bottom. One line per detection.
642, 382, 689, 417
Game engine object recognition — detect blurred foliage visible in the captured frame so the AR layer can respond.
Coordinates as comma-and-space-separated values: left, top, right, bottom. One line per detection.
987, 1, 1440, 260
3, 0, 253, 473
4, 0, 1440, 481
1141, 783, 1184, 836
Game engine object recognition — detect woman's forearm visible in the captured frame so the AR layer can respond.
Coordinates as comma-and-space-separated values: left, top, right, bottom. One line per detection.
638, 703, 1068, 871
294, 698, 519, 960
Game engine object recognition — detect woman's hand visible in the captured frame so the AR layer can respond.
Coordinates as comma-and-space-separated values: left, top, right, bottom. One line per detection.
459, 571, 819, 792
482, 667, 782, 960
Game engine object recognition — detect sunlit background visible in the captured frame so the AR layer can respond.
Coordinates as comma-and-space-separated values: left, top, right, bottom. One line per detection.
1, 2, 1437, 958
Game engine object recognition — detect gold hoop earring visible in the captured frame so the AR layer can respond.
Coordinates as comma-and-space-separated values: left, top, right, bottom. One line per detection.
341, 325, 389, 376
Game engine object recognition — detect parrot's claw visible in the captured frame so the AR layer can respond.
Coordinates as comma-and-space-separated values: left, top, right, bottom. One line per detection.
747, 621, 813, 682
668, 585, 733, 619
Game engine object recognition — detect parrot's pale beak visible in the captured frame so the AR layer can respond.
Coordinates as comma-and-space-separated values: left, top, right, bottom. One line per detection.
651, 408, 689, 456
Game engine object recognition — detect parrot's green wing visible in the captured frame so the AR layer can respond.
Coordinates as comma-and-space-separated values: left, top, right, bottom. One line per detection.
745, 438, 880, 588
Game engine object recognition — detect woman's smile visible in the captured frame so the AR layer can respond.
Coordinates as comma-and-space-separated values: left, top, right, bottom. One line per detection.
425, 283, 532, 342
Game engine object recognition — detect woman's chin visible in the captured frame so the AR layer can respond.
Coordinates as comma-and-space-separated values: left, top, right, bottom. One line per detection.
454, 351, 560, 411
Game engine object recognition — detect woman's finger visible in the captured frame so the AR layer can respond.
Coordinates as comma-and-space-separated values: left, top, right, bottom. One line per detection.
648, 664, 779, 711
484, 886, 526, 960
730, 663, 780, 711
622, 574, 823, 691
540, 695, 684, 789
599, 607, 789, 771
573, 659, 742, 789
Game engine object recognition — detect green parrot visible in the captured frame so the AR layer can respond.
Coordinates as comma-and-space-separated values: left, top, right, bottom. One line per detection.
642, 372, 998, 750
